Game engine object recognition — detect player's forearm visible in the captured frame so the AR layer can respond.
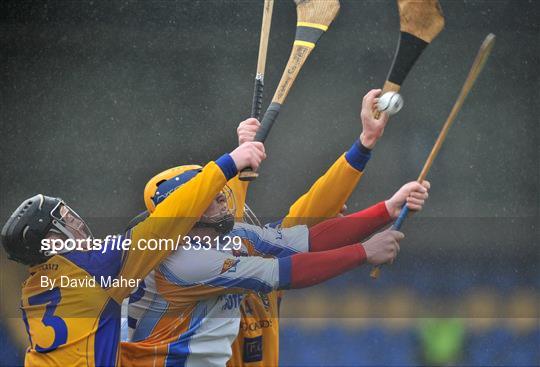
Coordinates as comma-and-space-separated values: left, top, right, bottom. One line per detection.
282, 140, 371, 228
278, 244, 366, 289
308, 201, 391, 251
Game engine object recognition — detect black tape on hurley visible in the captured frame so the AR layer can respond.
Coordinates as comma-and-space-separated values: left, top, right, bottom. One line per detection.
251, 76, 264, 120
387, 32, 428, 86
255, 102, 281, 142
239, 102, 282, 181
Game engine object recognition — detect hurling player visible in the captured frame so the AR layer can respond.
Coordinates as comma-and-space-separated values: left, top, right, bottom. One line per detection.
0, 142, 266, 366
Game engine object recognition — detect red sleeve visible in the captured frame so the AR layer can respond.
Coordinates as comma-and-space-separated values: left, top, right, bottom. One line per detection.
279, 244, 366, 289
308, 201, 391, 252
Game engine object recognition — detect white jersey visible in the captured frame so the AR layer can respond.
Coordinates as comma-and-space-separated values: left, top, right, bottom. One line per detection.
124, 222, 308, 367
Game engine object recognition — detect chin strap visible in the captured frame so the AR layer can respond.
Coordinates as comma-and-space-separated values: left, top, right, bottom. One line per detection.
195, 213, 235, 235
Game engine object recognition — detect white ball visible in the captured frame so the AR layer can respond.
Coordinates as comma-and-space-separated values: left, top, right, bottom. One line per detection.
377, 92, 404, 115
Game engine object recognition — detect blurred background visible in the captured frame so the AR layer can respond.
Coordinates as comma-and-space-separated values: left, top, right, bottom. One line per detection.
0, 0, 538, 366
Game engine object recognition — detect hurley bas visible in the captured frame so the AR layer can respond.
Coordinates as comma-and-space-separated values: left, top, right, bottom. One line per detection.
41, 275, 141, 291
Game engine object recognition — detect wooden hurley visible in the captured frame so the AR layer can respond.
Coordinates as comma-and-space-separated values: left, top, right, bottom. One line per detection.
371, 34, 496, 279
239, 0, 275, 180
239, 0, 340, 181
251, 0, 274, 120
375, 0, 445, 118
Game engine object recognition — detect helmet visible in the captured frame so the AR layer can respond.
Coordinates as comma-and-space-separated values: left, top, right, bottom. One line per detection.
144, 165, 203, 213
1, 194, 92, 265
143, 165, 237, 235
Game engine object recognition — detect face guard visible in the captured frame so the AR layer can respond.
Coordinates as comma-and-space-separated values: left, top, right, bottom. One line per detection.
196, 185, 236, 235
243, 203, 262, 228
1, 194, 93, 265
49, 201, 93, 244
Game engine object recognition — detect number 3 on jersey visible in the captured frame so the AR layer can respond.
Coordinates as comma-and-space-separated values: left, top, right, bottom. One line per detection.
22, 287, 68, 352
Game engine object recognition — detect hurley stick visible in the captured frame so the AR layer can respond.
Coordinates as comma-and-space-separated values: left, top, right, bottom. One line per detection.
239, 0, 275, 180
239, 0, 340, 181
371, 33, 496, 279
374, 0, 445, 118
252, 0, 274, 120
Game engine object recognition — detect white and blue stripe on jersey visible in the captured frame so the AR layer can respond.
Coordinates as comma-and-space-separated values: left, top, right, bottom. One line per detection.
125, 221, 309, 367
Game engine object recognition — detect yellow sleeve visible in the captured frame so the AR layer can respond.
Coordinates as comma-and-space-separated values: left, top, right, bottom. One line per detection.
227, 175, 249, 218
107, 160, 228, 303
281, 154, 363, 228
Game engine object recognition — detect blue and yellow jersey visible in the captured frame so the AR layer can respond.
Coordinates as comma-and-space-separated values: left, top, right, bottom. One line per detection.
121, 222, 308, 367
19, 156, 236, 367
21, 236, 129, 367
228, 144, 370, 367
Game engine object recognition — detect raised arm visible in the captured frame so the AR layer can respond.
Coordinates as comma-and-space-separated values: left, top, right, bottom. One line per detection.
231, 179, 428, 259
309, 180, 430, 252
281, 89, 390, 228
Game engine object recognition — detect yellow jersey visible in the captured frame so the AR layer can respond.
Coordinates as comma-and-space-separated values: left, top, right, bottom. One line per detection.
20, 156, 236, 367
228, 152, 366, 366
